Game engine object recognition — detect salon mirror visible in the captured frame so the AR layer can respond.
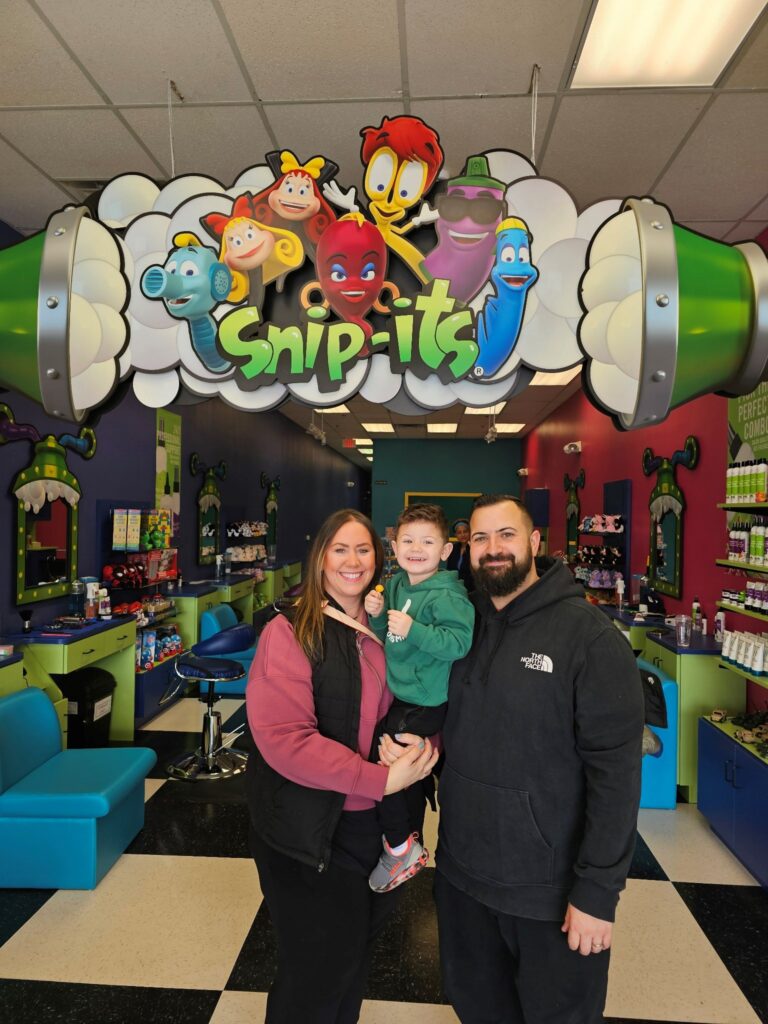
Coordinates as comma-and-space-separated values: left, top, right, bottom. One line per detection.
643, 436, 699, 600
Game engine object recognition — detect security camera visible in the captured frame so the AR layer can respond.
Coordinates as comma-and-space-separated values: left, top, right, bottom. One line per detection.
517, 467, 529, 477
563, 441, 582, 454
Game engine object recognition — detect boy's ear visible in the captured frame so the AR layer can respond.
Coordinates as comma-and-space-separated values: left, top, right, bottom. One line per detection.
390, 539, 399, 559
441, 541, 453, 561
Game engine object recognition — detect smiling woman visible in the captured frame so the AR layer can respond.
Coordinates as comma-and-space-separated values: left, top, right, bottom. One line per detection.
244, 507, 438, 1023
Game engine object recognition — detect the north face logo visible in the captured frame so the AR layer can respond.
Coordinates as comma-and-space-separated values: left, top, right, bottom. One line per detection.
520, 652, 553, 673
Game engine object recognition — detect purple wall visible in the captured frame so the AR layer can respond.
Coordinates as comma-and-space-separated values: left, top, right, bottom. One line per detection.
0, 386, 368, 634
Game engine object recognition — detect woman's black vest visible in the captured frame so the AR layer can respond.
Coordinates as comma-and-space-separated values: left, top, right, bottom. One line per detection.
245, 611, 367, 871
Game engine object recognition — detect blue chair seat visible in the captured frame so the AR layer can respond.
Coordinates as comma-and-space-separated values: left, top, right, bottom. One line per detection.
176, 655, 245, 682
198, 605, 257, 695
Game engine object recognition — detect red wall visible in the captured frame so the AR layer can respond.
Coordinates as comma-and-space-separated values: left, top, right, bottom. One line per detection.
522, 388, 767, 714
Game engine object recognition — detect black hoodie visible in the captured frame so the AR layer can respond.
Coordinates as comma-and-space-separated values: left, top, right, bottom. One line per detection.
436, 558, 644, 923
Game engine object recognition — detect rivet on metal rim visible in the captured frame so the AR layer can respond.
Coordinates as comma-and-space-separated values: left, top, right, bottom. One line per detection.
652, 370, 667, 382
46, 296, 59, 309
46, 369, 60, 379
651, 221, 664, 230
655, 294, 669, 307
53, 228, 66, 237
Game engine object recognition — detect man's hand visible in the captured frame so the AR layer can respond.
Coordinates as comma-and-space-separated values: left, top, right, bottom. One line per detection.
387, 610, 413, 638
364, 589, 385, 616
561, 904, 612, 956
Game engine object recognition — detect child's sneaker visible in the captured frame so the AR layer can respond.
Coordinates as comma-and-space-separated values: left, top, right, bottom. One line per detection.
369, 833, 429, 893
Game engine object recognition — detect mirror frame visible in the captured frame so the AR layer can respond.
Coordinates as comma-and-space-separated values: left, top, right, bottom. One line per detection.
643, 435, 699, 599
16, 497, 78, 604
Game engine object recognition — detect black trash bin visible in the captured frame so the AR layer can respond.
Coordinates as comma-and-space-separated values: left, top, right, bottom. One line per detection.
52, 667, 117, 748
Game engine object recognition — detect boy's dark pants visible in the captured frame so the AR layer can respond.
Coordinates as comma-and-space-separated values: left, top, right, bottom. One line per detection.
369, 697, 447, 848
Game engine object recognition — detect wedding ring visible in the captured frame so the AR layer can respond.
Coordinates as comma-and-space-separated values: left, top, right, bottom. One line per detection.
592, 943, 603, 951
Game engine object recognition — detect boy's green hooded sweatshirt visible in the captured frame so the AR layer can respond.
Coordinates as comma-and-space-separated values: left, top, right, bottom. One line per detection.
369, 570, 474, 706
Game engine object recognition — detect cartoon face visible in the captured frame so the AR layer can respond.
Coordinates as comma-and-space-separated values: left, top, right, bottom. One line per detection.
142, 245, 230, 320
490, 227, 539, 294
364, 146, 428, 220
268, 172, 321, 221
435, 185, 505, 252
223, 219, 276, 270
316, 218, 387, 324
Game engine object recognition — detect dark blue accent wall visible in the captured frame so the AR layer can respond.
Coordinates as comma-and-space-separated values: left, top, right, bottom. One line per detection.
0, 388, 368, 634
371, 438, 522, 536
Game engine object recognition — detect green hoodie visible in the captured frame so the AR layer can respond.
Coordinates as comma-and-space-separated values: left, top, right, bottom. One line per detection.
370, 569, 474, 706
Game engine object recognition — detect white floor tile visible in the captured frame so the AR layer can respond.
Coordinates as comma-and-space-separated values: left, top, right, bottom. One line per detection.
0, 855, 261, 991
210, 991, 267, 1023
211, 992, 459, 1024
140, 697, 244, 732
606, 879, 761, 1023
423, 805, 438, 867
639, 804, 759, 885
144, 778, 165, 802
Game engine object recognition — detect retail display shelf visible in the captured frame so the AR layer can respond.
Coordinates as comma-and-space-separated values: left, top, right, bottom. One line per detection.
706, 717, 768, 768
717, 659, 768, 691
715, 601, 768, 623
136, 609, 178, 627
715, 559, 768, 574
717, 503, 768, 510
578, 531, 625, 538
136, 650, 184, 676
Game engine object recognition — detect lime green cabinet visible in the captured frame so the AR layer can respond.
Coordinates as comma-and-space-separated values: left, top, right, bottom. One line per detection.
0, 657, 25, 698
174, 588, 222, 650
645, 636, 746, 802
216, 576, 255, 624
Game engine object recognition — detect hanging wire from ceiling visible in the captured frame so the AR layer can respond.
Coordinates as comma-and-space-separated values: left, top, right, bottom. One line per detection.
530, 63, 541, 167
166, 77, 183, 180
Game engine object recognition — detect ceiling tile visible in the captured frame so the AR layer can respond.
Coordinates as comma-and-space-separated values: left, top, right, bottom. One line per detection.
722, 13, 768, 88
541, 92, 709, 211
219, 0, 402, 101
746, 193, 768, 220
406, 0, 585, 95
722, 220, 768, 243
0, 136, 73, 233
679, 221, 737, 240
0, 109, 164, 180
0, 0, 103, 105
411, 97, 554, 178
265, 101, 406, 193
36, 0, 253, 104
654, 93, 768, 221
120, 106, 273, 187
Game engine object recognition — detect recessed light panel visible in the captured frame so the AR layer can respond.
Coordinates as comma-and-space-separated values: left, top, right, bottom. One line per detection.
361, 423, 395, 432
427, 423, 458, 433
464, 403, 507, 415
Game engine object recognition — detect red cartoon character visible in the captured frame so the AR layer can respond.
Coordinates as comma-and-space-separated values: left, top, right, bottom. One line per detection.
302, 214, 399, 345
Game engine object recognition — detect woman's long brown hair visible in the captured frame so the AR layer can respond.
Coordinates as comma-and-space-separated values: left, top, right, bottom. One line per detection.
292, 509, 383, 663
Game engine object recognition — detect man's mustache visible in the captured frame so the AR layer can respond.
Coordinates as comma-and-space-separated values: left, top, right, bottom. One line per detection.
478, 553, 516, 567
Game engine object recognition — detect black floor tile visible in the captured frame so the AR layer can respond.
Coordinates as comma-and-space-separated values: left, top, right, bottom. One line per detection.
126, 772, 251, 857
627, 831, 668, 881
0, 979, 221, 1024
224, 900, 277, 992
0, 890, 55, 947
674, 882, 768, 1023
124, 726, 250, 779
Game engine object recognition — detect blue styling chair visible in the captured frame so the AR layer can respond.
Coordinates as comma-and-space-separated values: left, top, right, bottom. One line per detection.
166, 623, 256, 781
199, 604, 257, 694
637, 657, 679, 809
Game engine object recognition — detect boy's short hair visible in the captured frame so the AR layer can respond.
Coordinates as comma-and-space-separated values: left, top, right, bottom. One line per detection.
395, 503, 450, 543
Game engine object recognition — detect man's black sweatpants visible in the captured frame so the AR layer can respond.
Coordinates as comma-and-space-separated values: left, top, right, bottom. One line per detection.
435, 871, 610, 1024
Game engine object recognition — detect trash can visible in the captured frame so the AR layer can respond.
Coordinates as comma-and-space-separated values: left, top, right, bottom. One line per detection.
52, 667, 117, 748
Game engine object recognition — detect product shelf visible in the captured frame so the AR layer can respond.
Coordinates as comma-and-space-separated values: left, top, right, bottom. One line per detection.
717, 659, 768, 691
715, 559, 768, 575
716, 601, 768, 623
706, 717, 768, 767
717, 503, 768, 511
136, 650, 185, 676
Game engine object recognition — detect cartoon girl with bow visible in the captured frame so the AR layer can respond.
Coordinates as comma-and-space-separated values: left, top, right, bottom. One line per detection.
250, 150, 339, 258
201, 193, 304, 308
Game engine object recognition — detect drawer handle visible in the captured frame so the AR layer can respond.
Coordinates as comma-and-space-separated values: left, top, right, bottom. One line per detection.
116, 634, 128, 641
724, 759, 733, 783
81, 648, 95, 656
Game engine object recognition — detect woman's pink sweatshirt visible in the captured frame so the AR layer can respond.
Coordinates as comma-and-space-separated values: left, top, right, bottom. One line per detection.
246, 614, 392, 810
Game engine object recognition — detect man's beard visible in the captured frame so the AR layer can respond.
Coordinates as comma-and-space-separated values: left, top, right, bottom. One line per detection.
473, 546, 533, 597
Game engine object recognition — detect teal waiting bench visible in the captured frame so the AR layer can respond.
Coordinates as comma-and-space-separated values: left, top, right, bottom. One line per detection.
0, 687, 156, 889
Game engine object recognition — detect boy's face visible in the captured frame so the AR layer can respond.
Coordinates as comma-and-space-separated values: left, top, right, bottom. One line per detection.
392, 520, 452, 585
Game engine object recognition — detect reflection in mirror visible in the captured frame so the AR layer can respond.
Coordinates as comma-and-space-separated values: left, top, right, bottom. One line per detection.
643, 436, 699, 599
24, 499, 71, 587
190, 452, 226, 566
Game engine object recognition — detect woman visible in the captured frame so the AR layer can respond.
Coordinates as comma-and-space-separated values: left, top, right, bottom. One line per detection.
246, 509, 437, 1023
445, 517, 474, 593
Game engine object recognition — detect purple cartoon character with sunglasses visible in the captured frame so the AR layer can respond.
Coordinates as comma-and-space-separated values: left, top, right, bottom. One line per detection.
422, 155, 506, 304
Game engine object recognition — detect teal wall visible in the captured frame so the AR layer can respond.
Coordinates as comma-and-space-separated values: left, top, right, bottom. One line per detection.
371, 439, 522, 536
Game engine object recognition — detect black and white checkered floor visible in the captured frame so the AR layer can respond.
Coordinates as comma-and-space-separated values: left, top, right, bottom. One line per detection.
1, 696, 766, 1024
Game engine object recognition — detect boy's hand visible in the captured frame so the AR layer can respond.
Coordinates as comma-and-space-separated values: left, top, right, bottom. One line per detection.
387, 610, 413, 638
364, 590, 385, 616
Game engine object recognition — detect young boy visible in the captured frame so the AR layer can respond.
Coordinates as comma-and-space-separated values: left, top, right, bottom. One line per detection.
364, 503, 474, 892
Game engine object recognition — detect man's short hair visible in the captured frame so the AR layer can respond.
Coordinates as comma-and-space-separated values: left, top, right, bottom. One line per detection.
395, 503, 450, 542
471, 494, 534, 532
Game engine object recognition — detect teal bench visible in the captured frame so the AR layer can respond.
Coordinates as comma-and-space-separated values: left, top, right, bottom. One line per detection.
0, 687, 157, 889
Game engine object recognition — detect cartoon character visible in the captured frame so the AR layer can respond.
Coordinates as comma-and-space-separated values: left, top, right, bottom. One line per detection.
200, 193, 304, 308
140, 233, 233, 374
423, 155, 507, 304
323, 116, 443, 283
250, 150, 339, 263
301, 214, 398, 345
472, 218, 539, 380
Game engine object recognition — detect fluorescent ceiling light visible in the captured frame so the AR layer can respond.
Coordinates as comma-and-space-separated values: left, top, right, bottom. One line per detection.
427, 423, 458, 433
353, 438, 373, 445
572, 0, 765, 88
530, 367, 582, 386
361, 422, 395, 432
495, 423, 526, 433
464, 403, 506, 415
358, 448, 374, 454
366, 456, 373, 462
314, 404, 349, 413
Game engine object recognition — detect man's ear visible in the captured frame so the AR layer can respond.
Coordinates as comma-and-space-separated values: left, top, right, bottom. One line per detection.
530, 529, 541, 556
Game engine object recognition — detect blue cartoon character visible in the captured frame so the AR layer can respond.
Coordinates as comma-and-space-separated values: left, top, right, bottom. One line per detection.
473, 217, 538, 380
141, 232, 232, 374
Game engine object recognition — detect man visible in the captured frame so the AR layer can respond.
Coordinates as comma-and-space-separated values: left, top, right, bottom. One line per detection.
435, 494, 644, 1023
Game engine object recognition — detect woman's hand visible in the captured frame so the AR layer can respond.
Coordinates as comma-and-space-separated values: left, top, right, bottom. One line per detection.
364, 590, 385, 616
378, 732, 423, 765
383, 737, 438, 795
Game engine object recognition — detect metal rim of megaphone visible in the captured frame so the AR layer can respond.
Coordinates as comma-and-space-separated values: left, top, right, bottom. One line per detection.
719, 241, 768, 398
37, 206, 90, 424
618, 197, 679, 431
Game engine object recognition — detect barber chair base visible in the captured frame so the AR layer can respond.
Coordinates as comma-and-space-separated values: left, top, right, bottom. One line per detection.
167, 708, 248, 781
